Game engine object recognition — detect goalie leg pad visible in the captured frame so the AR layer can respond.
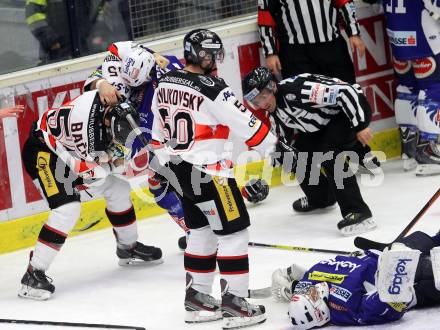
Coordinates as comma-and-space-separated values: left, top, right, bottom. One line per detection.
377, 243, 421, 303
431, 247, 440, 291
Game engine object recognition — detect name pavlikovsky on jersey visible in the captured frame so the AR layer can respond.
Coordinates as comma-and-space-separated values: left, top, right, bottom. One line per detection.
151, 70, 276, 177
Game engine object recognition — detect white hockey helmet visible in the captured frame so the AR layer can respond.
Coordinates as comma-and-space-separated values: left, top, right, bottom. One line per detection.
121, 48, 155, 87
288, 282, 330, 329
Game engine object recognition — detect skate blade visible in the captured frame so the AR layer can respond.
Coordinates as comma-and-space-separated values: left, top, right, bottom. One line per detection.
185, 310, 222, 323
222, 314, 266, 329
415, 164, 440, 176
403, 157, 417, 171
293, 204, 337, 215
18, 285, 52, 301
118, 257, 164, 267
339, 219, 377, 237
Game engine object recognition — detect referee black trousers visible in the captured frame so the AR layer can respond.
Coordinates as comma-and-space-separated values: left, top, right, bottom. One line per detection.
294, 113, 371, 217
279, 37, 356, 84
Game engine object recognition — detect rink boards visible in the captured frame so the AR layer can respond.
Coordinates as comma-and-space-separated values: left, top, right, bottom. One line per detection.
0, 4, 400, 254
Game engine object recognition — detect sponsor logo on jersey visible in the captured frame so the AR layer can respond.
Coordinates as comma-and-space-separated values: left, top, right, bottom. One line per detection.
329, 285, 352, 302
199, 76, 215, 86
285, 93, 296, 101
387, 30, 417, 47
329, 301, 348, 312
202, 209, 217, 216
319, 259, 361, 273
213, 176, 240, 222
413, 57, 436, 79
308, 271, 346, 284
223, 90, 235, 101
393, 58, 411, 75
36, 152, 59, 197
387, 302, 407, 312
388, 258, 413, 295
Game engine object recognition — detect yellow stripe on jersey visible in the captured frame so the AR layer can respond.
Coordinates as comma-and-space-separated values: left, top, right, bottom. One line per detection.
213, 176, 240, 222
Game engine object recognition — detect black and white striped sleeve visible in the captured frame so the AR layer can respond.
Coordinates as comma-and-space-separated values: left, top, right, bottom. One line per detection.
336, 84, 371, 131
258, 0, 277, 56
334, 0, 361, 37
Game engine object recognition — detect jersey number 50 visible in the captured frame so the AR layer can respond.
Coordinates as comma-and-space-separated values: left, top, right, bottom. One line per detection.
158, 107, 195, 151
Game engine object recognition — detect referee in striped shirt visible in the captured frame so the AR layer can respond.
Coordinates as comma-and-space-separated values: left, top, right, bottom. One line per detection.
242, 67, 377, 236
258, 0, 366, 83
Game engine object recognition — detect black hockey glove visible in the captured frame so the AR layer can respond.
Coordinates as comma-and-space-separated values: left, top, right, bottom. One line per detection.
241, 178, 269, 204
271, 137, 298, 173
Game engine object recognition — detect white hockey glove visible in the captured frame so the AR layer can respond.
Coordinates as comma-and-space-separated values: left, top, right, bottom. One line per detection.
377, 243, 421, 303
271, 264, 306, 302
424, 0, 440, 20
430, 247, 440, 291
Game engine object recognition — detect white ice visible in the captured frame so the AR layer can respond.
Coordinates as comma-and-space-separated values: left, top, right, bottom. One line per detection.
0, 159, 439, 330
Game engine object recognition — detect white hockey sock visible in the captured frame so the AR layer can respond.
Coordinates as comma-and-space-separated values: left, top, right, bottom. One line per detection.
31, 202, 81, 271
184, 226, 218, 294
217, 229, 249, 297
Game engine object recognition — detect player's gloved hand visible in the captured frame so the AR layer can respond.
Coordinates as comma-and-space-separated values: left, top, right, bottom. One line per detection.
423, 0, 440, 20
271, 137, 298, 172
241, 178, 269, 203
271, 264, 306, 302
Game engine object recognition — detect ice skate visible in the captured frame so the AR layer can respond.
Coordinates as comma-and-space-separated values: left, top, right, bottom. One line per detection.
18, 265, 55, 301
415, 141, 440, 176
292, 197, 336, 213
184, 274, 222, 323
221, 279, 266, 329
117, 241, 163, 266
400, 126, 418, 171
337, 212, 376, 236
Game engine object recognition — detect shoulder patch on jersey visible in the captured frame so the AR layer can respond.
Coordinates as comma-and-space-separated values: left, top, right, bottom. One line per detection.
199, 75, 215, 86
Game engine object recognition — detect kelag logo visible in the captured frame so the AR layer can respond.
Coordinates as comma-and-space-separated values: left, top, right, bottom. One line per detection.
388, 258, 412, 295
387, 30, 417, 47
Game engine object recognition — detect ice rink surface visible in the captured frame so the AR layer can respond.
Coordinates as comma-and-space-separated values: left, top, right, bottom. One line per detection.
1, 159, 439, 330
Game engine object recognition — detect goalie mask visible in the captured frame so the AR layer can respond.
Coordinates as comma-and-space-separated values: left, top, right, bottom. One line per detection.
288, 282, 330, 329
105, 101, 140, 151
121, 48, 155, 87
183, 28, 225, 74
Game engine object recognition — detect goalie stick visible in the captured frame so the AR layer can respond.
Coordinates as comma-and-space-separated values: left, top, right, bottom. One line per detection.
249, 241, 362, 256
0, 319, 145, 329
354, 188, 440, 251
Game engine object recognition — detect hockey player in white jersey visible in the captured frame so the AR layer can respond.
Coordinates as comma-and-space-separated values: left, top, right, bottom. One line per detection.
83, 41, 191, 249
151, 29, 292, 329
19, 91, 162, 300
364, 0, 440, 176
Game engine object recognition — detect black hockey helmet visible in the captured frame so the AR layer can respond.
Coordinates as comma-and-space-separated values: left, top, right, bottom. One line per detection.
105, 101, 140, 149
183, 28, 224, 70
242, 66, 276, 108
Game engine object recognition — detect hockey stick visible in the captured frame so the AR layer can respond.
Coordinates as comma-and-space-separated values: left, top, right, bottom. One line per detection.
354, 188, 440, 251
73, 219, 101, 232
0, 318, 145, 329
249, 242, 362, 256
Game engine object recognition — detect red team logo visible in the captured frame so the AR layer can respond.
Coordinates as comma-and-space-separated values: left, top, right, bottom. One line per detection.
393, 58, 411, 75
413, 57, 436, 79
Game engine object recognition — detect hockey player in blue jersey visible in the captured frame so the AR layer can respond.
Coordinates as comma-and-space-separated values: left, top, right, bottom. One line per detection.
271, 230, 440, 329
363, 0, 440, 176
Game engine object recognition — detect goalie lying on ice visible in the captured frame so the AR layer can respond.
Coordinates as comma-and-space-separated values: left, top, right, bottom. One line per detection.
271, 230, 440, 329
